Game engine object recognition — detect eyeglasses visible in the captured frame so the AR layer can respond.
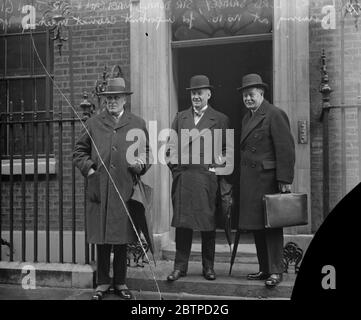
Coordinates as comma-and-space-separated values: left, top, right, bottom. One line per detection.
105, 95, 123, 101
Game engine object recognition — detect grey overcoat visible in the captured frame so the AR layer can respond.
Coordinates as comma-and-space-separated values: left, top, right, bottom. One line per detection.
238, 99, 295, 230
73, 110, 151, 244
167, 106, 231, 231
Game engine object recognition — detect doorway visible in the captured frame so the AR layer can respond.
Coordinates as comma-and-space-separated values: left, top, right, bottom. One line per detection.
175, 40, 273, 228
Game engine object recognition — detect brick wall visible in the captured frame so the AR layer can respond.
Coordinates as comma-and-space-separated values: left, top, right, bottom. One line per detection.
310, 0, 361, 231
1, 1, 131, 232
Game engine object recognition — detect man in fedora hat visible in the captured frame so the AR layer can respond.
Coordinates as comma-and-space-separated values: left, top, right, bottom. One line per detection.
73, 76, 152, 299
166, 75, 232, 281
236, 73, 295, 287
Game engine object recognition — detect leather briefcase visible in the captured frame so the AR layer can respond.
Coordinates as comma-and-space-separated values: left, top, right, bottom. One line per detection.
263, 193, 308, 228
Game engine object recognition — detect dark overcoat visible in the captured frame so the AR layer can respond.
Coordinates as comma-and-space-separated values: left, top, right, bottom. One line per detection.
238, 99, 295, 230
73, 110, 151, 244
167, 106, 231, 231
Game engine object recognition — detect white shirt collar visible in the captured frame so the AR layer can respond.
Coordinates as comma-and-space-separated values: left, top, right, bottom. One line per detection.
112, 109, 124, 120
193, 105, 208, 116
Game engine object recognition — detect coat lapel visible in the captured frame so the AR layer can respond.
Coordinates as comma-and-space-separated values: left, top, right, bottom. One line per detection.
101, 110, 131, 130
101, 110, 115, 129
196, 106, 217, 131
240, 100, 267, 145
114, 111, 131, 130
180, 107, 196, 130
180, 106, 217, 149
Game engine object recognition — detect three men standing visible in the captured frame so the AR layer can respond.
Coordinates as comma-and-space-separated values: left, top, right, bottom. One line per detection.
74, 72, 295, 295
166, 75, 231, 282
237, 74, 295, 287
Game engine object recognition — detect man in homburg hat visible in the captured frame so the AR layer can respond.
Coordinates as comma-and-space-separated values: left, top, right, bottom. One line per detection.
73, 75, 152, 299
166, 75, 232, 281
237, 74, 295, 287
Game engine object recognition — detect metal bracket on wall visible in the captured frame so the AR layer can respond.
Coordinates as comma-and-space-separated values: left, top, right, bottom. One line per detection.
283, 242, 304, 274
0, 238, 14, 257
126, 238, 150, 268
298, 120, 308, 144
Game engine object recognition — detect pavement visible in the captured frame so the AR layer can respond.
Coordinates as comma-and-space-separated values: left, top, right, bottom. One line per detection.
0, 283, 279, 300
0, 283, 289, 300
0, 260, 295, 300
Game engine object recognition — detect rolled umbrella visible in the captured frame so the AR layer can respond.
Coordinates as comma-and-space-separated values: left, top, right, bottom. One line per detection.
218, 177, 233, 252
129, 176, 156, 266
229, 229, 242, 276
223, 204, 232, 253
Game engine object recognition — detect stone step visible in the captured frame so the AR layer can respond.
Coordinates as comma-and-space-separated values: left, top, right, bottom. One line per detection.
126, 260, 295, 299
162, 241, 258, 264
192, 231, 254, 244
162, 233, 313, 264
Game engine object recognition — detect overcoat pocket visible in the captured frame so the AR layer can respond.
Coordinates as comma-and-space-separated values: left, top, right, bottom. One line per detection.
87, 172, 101, 203
262, 160, 276, 170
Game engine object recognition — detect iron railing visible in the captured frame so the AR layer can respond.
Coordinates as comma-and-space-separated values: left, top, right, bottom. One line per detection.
0, 103, 95, 264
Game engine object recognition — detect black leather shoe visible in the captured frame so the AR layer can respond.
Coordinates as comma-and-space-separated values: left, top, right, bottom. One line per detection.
247, 271, 270, 280
167, 270, 186, 281
114, 288, 133, 300
265, 273, 283, 288
203, 268, 216, 281
91, 290, 108, 300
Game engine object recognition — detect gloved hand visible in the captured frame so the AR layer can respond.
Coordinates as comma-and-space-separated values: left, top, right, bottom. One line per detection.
128, 158, 145, 176
278, 182, 292, 193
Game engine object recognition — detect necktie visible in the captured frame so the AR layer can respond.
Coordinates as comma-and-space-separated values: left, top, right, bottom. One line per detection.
194, 110, 204, 125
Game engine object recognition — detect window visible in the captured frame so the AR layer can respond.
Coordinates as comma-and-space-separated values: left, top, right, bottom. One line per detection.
170, 0, 273, 41
0, 27, 54, 157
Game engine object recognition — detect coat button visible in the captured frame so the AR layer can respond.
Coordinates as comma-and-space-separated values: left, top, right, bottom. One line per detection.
110, 164, 115, 169
254, 134, 259, 138
252, 147, 256, 153
113, 130, 116, 134
112, 146, 117, 151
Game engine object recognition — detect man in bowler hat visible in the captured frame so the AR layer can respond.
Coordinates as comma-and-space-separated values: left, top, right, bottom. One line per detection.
74, 76, 152, 299
166, 75, 231, 281
237, 74, 295, 287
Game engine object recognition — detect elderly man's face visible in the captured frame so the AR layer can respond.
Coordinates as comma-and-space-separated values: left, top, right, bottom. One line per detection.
242, 88, 264, 111
191, 88, 211, 110
105, 94, 127, 116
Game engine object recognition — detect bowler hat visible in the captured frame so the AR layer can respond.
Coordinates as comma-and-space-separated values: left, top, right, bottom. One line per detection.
237, 74, 268, 92
98, 77, 133, 95
186, 75, 214, 91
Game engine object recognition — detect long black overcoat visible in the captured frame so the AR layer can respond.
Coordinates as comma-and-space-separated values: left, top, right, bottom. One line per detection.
167, 106, 231, 231
238, 99, 295, 230
73, 110, 151, 244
